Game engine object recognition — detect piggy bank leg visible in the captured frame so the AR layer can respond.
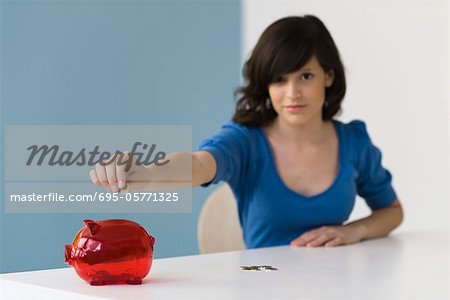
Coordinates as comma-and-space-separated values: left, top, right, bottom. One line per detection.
127, 278, 143, 285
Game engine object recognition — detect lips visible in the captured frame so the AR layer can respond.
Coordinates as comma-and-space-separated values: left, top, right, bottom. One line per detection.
284, 104, 307, 112
285, 104, 306, 108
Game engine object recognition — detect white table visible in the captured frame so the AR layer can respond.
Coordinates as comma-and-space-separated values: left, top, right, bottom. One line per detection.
0, 231, 448, 300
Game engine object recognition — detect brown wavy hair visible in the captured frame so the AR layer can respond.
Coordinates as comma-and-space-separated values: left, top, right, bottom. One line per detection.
232, 15, 346, 127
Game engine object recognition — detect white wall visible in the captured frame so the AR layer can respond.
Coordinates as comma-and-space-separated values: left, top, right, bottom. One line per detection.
243, 0, 449, 232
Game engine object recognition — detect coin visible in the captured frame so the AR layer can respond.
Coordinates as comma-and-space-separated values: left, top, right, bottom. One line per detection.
240, 265, 278, 271
119, 183, 129, 194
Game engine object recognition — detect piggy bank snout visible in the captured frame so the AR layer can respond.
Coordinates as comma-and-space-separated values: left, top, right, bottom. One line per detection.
64, 244, 73, 265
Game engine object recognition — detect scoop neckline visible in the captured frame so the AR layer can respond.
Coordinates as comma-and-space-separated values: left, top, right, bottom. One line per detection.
257, 119, 344, 200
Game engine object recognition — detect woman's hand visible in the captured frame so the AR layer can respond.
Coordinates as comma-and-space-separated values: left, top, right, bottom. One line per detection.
89, 151, 146, 193
290, 225, 365, 247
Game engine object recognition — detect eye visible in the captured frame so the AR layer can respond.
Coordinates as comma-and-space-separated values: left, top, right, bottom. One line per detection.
300, 73, 314, 81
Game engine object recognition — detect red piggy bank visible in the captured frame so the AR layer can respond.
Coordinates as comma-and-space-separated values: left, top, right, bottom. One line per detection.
65, 219, 156, 285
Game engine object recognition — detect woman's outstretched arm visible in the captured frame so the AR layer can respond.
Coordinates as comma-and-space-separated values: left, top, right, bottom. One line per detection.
89, 151, 217, 191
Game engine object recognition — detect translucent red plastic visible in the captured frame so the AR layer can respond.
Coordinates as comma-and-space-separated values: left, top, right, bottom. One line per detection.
65, 219, 155, 285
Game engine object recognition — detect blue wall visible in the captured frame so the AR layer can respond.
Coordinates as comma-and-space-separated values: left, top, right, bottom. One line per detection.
0, 0, 240, 273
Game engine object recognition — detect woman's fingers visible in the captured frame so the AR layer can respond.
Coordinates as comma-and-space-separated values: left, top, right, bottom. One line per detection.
290, 226, 348, 247
306, 233, 335, 247
290, 227, 324, 246
325, 237, 342, 247
116, 151, 132, 189
95, 161, 109, 190
104, 154, 118, 192
89, 169, 100, 185
90, 151, 140, 192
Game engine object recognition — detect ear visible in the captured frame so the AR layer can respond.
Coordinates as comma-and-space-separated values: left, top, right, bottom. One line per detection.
325, 70, 335, 87
83, 219, 101, 235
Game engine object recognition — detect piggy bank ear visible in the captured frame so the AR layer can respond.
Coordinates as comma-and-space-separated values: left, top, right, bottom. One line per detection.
149, 235, 156, 246
83, 219, 101, 235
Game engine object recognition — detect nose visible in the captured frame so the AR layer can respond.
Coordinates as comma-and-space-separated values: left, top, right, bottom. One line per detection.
286, 79, 301, 99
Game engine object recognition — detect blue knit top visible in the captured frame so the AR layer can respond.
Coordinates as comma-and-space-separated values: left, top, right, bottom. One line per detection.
198, 120, 397, 248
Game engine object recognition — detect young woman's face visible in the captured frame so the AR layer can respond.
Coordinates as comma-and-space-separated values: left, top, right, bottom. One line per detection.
267, 55, 334, 126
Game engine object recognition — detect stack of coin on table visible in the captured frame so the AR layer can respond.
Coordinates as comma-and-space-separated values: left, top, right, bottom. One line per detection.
240, 265, 278, 271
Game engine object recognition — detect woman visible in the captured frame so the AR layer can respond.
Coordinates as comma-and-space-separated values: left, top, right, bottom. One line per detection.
90, 15, 403, 249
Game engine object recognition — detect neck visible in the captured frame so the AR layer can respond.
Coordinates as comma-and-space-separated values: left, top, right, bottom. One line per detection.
270, 117, 331, 146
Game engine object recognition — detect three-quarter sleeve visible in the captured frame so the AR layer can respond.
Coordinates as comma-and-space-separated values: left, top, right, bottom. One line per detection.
351, 121, 397, 210
196, 121, 251, 188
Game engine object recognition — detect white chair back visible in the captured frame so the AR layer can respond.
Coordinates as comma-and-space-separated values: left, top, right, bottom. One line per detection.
198, 184, 245, 254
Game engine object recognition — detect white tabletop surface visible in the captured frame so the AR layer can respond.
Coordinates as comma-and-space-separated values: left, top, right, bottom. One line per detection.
0, 231, 448, 300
